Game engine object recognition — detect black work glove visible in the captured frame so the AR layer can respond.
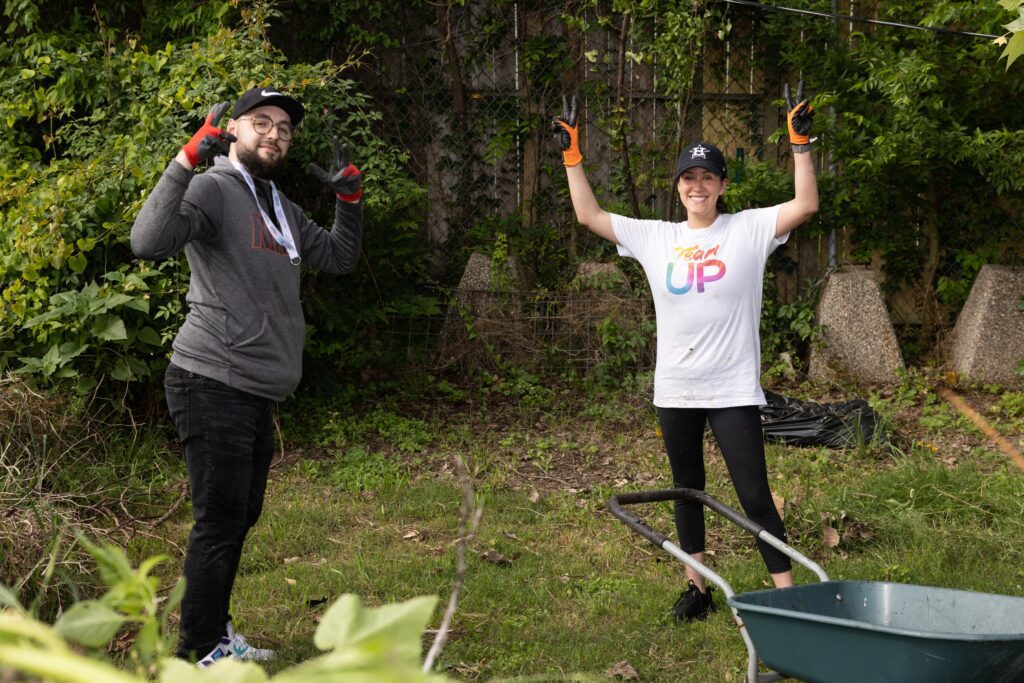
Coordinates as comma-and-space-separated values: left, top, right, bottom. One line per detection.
308, 136, 363, 202
551, 95, 581, 166
182, 102, 236, 166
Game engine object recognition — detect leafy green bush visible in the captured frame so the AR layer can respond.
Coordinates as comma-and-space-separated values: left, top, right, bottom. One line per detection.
0, 540, 451, 683
1, 1, 430, 395
759, 270, 821, 379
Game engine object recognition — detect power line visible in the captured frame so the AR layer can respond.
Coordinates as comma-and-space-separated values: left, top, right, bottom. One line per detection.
720, 0, 1000, 40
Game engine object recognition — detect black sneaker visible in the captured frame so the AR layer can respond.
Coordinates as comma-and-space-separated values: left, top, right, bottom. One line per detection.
672, 580, 716, 622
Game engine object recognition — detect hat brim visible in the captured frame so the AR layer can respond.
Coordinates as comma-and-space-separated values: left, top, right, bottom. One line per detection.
675, 159, 726, 179
234, 94, 305, 126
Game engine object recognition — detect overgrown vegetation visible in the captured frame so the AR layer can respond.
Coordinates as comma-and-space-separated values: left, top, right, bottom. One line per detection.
3, 2, 1024, 679
0, 538, 452, 682
3, 371, 1023, 680
5, 0, 1023, 394
1, 0, 428, 392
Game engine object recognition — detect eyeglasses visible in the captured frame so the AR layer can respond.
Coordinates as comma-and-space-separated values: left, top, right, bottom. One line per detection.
237, 115, 294, 141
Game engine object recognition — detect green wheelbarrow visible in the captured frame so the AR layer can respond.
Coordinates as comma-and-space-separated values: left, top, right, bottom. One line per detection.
607, 488, 1024, 683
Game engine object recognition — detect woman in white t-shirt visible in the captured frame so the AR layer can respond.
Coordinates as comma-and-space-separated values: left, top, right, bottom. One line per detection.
553, 85, 818, 621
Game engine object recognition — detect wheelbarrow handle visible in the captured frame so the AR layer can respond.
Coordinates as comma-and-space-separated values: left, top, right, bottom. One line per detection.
606, 495, 671, 548
609, 489, 826, 683
608, 488, 829, 584
609, 488, 768, 542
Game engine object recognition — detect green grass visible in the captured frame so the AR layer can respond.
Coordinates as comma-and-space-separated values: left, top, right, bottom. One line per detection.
7, 378, 1024, 681
121, 380, 1024, 681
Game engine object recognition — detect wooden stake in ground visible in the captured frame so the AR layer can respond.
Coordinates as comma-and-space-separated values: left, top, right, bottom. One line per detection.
937, 387, 1024, 472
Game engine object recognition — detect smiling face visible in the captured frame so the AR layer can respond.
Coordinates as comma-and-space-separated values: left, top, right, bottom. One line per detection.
677, 168, 728, 227
226, 104, 292, 179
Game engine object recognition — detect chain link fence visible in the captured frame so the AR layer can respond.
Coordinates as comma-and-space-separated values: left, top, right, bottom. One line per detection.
354, 1, 1014, 372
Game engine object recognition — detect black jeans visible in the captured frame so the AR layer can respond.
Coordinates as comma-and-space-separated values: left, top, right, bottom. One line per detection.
656, 405, 792, 574
164, 363, 275, 659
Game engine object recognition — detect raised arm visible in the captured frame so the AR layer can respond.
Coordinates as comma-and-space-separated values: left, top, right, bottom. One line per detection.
553, 96, 616, 244
130, 102, 236, 260
775, 81, 819, 238
305, 136, 364, 274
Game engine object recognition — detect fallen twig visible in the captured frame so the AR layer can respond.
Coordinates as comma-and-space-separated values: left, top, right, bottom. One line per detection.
422, 453, 483, 673
937, 387, 1024, 472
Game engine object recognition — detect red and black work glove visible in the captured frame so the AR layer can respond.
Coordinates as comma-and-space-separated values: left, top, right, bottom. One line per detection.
784, 80, 815, 152
308, 137, 362, 202
182, 102, 236, 167
551, 95, 582, 167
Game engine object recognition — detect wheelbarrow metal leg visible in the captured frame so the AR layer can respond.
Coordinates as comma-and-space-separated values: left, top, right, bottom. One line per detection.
608, 489, 830, 683
662, 540, 778, 683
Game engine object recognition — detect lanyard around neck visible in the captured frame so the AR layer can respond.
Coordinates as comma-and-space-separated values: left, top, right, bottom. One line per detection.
230, 159, 301, 265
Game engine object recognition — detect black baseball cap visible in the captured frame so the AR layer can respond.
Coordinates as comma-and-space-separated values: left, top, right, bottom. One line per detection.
673, 141, 727, 180
232, 86, 305, 126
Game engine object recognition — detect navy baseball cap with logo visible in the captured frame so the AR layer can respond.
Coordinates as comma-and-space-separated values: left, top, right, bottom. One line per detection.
673, 141, 727, 180
232, 87, 305, 126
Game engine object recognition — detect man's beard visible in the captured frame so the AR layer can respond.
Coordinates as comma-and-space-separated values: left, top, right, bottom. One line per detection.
236, 143, 285, 179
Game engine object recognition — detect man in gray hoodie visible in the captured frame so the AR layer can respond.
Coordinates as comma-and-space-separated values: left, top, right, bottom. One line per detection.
131, 86, 363, 667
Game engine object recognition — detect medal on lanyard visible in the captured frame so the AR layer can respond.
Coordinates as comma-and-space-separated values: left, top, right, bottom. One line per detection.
230, 159, 302, 265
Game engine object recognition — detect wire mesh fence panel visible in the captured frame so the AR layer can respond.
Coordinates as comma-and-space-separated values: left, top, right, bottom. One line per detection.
350, 0, 1021, 372
383, 289, 656, 376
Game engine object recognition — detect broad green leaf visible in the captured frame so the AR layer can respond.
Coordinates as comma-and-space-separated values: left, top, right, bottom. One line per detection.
314, 594, 438, 662
92, 315, 128, 341
274, 655, 448, 683
1003, 30, 1024, 68
160, 657, 268, 683
58, 342, 88, 361
76, 376, 98, 394
126, 356, 151, 379
68, 252, 88, 274
0, 643, 139, 683
136, 326, 163, 346
0, 586, 24, 613
111, 360, 132, 381
54, 600, 125, 648
314, 594, 361, 651
137, 555, 169, 579
124, 297, 150, 313
22, 304, 74, 328
160, 578, 186, 633
0, 613, 66, 650
41, 344, 62, 372
79, 538, 135, 585
97, 293, 135, 312
1006, 16, 1024, 33
134, 619, 158, 661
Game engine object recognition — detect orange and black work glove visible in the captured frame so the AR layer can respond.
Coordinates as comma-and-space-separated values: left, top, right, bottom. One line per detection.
784, 80, 815, 152
309, 137, 363, 202
551, 95, 582, 167
182, 102, 236, 167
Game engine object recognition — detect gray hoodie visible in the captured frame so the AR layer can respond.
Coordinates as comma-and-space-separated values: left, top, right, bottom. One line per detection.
130, 156, 362, 401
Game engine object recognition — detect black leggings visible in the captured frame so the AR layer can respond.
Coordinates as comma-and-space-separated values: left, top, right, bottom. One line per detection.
656, 405, 792, 574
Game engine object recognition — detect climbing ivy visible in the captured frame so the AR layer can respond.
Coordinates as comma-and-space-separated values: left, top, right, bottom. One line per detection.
0, 0, 427, 393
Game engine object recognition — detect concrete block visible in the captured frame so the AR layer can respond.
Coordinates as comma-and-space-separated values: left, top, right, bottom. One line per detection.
948, 265, 1024, 388
808, 268, 905, 384
439, 252, 528, 369
563, 262, 649, 366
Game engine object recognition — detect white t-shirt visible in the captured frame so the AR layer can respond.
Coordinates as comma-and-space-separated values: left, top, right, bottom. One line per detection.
612, 207, 787, 408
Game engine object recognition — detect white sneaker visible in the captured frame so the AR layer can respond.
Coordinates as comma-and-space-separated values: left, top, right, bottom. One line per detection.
225, 621, 276, 662
196, 623, 275, 668
196, 637, 234, 668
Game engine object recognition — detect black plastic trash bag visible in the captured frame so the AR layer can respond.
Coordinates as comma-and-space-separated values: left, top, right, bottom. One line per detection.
760, 390, 888, 449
